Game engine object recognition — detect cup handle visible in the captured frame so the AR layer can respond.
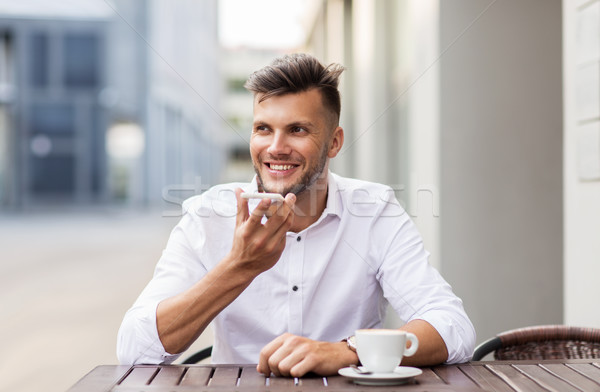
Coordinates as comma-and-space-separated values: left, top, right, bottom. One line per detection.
403, 333, 419, 357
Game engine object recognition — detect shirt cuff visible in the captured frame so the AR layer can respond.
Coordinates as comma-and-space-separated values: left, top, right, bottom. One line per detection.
412, 314, 475, 364
118, 301, 181, 365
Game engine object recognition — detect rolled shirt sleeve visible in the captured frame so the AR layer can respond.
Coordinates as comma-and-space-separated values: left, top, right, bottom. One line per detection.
117, 300, 180, 364
419, 310, 476, 364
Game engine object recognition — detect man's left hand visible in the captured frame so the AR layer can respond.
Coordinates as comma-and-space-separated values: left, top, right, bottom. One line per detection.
257, 333, 358, 377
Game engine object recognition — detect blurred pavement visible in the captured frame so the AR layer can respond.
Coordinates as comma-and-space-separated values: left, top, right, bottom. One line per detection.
0, 207, 213, 392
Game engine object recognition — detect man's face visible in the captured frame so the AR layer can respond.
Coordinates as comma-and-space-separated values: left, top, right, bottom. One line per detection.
250, 89, 341, 196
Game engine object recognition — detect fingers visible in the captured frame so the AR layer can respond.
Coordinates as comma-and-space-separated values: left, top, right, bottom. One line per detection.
257, 334, 313, 378
245, 193, 296, 232
259, 334, 302, 377
258, 334, 286, 376
235, 189, 288, 227
257, 335, 356, 378
231, 192, 296, 273
262, 193, 295, 230
248, 198, 275, 223
235, 188, 249, 227
287, 358, 314, 379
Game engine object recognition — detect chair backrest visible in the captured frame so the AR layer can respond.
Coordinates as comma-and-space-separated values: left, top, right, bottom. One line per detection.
182, 346, 212, 364
473, 325, 600, 361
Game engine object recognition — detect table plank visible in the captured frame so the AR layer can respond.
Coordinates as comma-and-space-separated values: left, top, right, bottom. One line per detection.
67, 365, 131, 392
514, 364, 583, 392
298, 375, 327, 389
566, 362, 600, 384
118, 366, 158, 386
323, 373, 355, 389
541, 363, 600, 391
238, 366, 267, 387
458, 363, 515, 392
267, 374, 297, 388
399, 387, 488, 392
179, 366, 212, 387
151, 366, 186, 386
486, 364, 550, 392
432, 364, 480, 388
326, 372, 455, 391
329, 381, 485, 392
209, 366, 240, 387
416, 367, 446, 384
326, 375, 413, 390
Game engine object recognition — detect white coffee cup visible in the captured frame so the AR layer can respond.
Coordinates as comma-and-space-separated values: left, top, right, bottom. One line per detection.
355, 329, 419, 373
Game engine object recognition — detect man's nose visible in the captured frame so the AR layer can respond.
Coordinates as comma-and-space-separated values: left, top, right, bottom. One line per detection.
266, 130, 291, 156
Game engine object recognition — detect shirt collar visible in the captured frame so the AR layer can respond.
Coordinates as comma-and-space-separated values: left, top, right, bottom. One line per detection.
248, 172, 343, 219
323, 171, 343, 218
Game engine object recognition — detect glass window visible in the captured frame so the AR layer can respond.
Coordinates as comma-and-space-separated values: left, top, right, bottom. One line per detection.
0, 32, 12, 85
29, 32, 48, 87
30, 156, 75, 194
29, 102, 75, 135
63, 33, 100, 88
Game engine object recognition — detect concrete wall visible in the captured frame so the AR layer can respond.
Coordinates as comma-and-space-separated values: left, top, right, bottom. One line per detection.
563, 0, 600, 327
439, 0, 564, 343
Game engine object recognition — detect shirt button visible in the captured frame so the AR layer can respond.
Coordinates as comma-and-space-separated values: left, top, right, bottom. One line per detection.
297, 236, 301, 242
292, 285, 299, 291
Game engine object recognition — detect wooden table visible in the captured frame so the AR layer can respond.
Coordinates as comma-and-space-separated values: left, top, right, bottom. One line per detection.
68, 359, 600, 391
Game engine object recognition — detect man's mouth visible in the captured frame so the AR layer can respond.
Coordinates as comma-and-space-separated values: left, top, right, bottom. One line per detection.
267, 163, 298, 171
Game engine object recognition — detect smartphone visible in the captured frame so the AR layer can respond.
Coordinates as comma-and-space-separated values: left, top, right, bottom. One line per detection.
241, 192, 285, 202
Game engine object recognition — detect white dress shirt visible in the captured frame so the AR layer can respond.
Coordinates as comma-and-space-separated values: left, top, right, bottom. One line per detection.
117, 173, 475, 365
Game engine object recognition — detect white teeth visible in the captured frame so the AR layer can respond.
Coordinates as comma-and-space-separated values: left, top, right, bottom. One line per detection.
270, 164, 294, 171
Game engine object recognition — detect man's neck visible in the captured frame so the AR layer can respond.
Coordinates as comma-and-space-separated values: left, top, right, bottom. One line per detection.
289, 179, 328, 233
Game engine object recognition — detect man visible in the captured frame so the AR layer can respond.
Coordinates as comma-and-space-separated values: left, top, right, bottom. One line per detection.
117, 53, 475, 377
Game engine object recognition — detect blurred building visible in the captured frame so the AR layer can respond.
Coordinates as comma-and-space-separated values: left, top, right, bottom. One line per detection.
143, 0, 225, 215
0, 0, 224, 211
0, 3, 111, 208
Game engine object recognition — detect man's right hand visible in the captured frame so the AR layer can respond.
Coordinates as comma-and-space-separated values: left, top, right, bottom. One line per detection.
156, 188, 295, 355
226, 188, 296, 276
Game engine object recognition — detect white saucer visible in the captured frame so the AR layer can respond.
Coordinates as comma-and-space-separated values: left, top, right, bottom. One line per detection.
338, 366, 423, 386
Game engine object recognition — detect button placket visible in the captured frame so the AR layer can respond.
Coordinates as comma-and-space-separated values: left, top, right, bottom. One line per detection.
287, 233, 304, 335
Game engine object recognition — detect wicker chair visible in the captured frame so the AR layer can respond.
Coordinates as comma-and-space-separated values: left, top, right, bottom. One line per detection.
472, 325, 600, 361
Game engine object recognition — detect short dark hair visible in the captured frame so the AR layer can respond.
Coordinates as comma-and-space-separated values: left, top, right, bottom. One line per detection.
244, 53, 345, 125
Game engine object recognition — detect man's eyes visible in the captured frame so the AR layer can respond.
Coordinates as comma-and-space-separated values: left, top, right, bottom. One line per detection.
291, 126, 307, 134
253, 126, 308, 134
254, 125, 270, 133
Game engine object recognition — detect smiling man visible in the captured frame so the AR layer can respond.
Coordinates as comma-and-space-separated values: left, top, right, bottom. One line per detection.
117, 54, 475, 377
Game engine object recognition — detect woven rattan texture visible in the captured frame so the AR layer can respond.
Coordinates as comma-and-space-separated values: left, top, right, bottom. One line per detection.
494, 325, 600, 360
496, 340, 600, 360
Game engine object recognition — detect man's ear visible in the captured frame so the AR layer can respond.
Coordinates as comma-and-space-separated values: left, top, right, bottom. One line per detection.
328, 126, 344, 158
